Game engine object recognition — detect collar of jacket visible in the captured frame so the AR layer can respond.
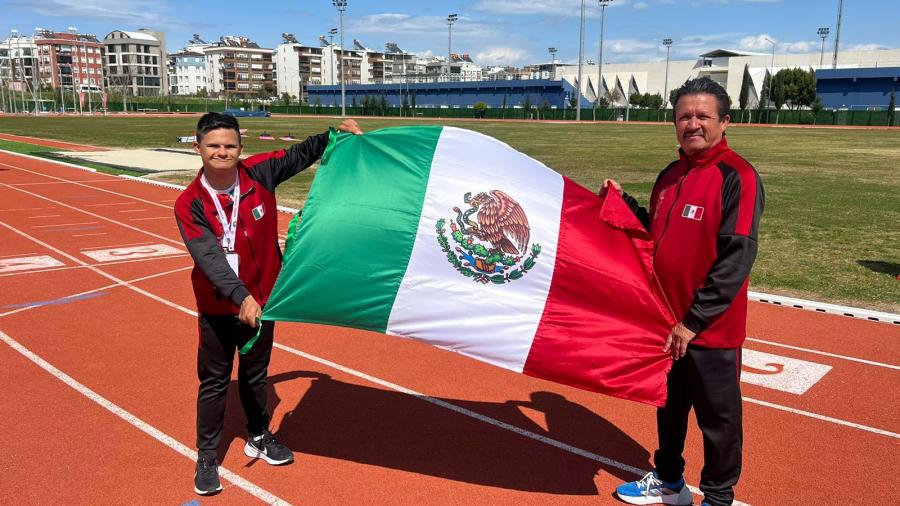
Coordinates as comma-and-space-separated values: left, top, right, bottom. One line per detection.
677, 136, 730, 171
197, 162, 257, 202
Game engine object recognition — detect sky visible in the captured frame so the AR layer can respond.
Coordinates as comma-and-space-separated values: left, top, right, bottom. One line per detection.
3, 0, 898, 66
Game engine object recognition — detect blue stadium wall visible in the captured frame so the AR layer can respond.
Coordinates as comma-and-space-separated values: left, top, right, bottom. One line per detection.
816, 67, 900, 110
306, 79, 590, 109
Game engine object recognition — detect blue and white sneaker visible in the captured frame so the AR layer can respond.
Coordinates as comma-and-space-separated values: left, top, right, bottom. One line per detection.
615, 471, 693, 505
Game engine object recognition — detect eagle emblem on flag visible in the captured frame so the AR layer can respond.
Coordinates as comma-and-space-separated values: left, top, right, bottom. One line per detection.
435, 190, 541, 284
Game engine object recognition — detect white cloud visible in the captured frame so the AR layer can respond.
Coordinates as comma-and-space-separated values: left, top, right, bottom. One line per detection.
476, 47, 530, 65
844, 43, 887, 51
472, 0, 627, 18
738, 34, 778, 51
8, 0, 170, 25
634, 2, 650, 9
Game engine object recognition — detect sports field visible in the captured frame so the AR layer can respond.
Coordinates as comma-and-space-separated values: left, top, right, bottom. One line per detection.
0, 114, 897, 312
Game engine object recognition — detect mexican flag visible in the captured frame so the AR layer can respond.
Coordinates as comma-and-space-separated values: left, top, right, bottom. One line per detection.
260, 126, 676, 406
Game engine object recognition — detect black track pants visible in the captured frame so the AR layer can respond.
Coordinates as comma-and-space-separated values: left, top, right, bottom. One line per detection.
196, 313, 274, 452
654, 346, 743, 506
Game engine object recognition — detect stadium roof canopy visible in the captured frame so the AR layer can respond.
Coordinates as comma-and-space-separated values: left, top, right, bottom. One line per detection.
699, 48, 770, 58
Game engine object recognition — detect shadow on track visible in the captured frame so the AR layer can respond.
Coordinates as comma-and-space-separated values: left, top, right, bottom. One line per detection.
222, 370, 650, 495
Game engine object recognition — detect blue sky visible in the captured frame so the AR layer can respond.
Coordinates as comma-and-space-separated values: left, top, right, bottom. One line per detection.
3, 0, 897, 65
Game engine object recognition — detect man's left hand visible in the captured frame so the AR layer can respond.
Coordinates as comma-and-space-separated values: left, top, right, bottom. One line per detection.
663, 322, 696, 360
337, 119, 363, 135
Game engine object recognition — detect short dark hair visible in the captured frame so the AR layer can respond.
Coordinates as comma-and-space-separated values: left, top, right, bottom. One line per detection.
671, 77, 731, 118
196, 112, 241, 143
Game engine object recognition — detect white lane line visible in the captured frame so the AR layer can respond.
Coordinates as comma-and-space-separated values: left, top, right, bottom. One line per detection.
32, 221, 99, 228
71, 233, 108, 238
0, 206, 59, 212
83, 202, 138, 207
129, 216, 172, 221
0, 330, 290, 505
0, 161, 175, 210
118, 209, 147, 213
9, 179, 119, 186
743, 397, 899, 438
0, 184, 183, 246
0, 220, 188, 315
746, 337, 900, 371
0, 253, 190, 279
0, 266, 191, 318
29, 215, 61, 219
81, 241, 161, 251
0, 252, 40, 259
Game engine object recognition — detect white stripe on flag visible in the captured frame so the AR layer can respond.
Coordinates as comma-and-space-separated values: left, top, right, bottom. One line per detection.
386, 127, 564, 372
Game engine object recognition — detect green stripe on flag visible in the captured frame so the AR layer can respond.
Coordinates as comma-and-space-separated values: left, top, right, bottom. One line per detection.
261, 125, 444, 332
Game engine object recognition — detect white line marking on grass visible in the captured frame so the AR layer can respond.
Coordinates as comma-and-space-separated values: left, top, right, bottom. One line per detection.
0, 330, 291, 505
746, 338, 900, 371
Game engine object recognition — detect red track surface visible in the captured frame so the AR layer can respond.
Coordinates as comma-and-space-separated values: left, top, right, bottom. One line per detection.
0, 150, 897, 505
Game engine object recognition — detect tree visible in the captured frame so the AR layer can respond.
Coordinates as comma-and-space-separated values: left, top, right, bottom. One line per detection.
378, 95, 389, 116
810, 97, 823, 125
738, 64, 751, 111
473, 101, 487, 118
779, 68, 816, 110
606, 88, 622, 106
597, 96, 610, 108
644, 93, 663, 110
411, 90, 417, 110
669, 88, 678, 110
522, 94, 533, 119
888, 90, 896, 127
629, 91, 642, 108
281, 92, 292, 105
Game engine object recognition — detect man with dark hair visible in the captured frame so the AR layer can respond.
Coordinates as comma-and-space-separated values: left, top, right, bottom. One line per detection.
610, 77, 764, 506
175, 112, 362, 495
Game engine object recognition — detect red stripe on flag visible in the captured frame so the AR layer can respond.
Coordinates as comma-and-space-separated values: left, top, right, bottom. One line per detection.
523, 180, 675, 407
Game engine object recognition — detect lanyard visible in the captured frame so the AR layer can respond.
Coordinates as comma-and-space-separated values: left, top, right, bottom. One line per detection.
200, 172, 241, 252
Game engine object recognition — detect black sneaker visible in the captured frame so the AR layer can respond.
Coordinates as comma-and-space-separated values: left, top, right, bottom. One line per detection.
194, 453, 223, 495
244, 429, 294, 465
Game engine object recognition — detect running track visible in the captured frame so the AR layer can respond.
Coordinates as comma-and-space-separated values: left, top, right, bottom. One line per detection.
0, 150, 897, 505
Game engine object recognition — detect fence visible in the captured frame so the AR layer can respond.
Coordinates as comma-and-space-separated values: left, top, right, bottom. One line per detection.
3, 99, 897, 126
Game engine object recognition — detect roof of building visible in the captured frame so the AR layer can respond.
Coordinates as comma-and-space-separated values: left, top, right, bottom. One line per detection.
120, 30, 159, 42
699, 48, 770, 58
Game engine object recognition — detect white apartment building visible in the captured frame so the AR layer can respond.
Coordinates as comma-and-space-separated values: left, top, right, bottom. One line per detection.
169, 51, 209, 95
103, 29, 168, 96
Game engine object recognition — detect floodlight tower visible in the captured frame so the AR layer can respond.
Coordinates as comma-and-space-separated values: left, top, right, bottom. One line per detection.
447, 14, 458, 81
328, 28, 338, 85
662, 38, 673, 109
596, 0, 613, 109
548, 47, 557, 80
333, 0, 347, 116
817, 27, 829, 69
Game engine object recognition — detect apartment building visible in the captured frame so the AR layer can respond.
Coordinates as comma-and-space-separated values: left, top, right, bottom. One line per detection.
33, 30, 104, 92
103, 29, 168, 96
205, 36, 274, 99
0, 34, 37, 97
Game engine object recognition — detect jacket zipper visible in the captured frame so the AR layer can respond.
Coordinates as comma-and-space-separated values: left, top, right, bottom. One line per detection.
654, 171, 688, 264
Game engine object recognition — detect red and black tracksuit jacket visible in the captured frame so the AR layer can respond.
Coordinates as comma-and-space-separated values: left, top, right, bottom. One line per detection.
174, 132, 329, 315
624, 138, 764, 348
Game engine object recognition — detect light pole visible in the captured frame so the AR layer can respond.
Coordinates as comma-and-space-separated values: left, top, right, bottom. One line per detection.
68, 26, 80, 113
765, 37, 775, 123
596, 0, 612, 112
817, 27, 829, 69
576, 0, 585, 120
328, 28, 337, 86
333, 0, 347, 116
12, 30, 27, 113
832, 0, 843, 69
548, 47, 557, 80
446, 14, 458, 82
662, 38, 672, 111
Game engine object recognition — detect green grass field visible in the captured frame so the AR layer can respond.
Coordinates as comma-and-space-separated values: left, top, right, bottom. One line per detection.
1, 115, 898, 312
